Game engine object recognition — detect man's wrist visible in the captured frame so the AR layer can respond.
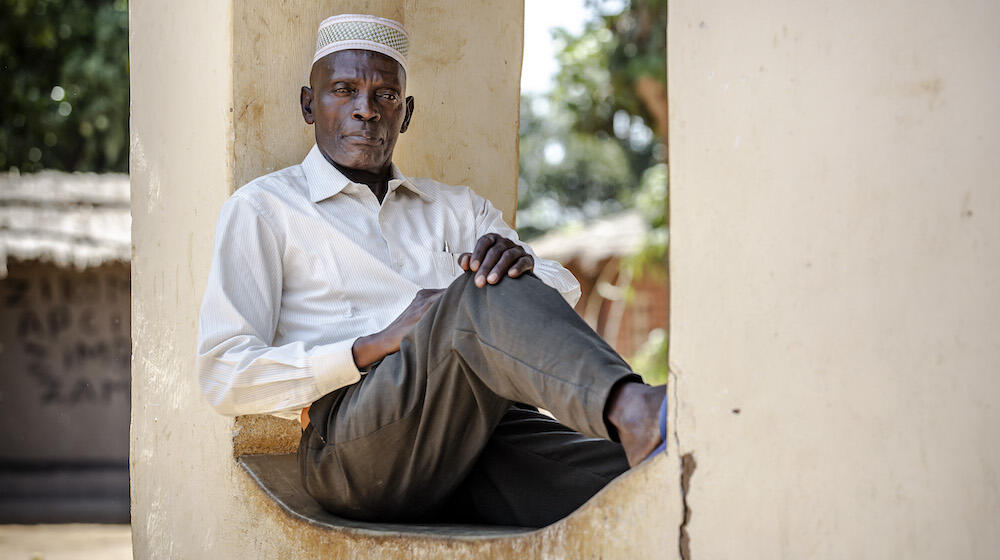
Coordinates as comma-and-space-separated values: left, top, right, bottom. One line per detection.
352, 332, 386, 370
351, 335, 371, 369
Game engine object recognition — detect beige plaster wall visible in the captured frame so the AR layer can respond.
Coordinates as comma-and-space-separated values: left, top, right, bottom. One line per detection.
129, 0, 236, 557
131, 1, 674, 558
669, 1, 1000, 558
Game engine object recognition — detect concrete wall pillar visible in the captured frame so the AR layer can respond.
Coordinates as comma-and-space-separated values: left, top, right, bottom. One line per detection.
129, 1, 234, 555
669, 1, 1000, 557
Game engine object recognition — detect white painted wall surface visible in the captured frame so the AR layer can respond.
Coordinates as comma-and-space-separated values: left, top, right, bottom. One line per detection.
669, 1, 1000, 557
129, 0, 235, 557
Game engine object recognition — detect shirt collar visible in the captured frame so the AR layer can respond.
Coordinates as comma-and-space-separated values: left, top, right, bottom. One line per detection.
302, 145, 433, 203
386, 164, 433, 202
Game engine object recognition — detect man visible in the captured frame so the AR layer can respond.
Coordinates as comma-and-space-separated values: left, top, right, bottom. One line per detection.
198, 13, 666, 528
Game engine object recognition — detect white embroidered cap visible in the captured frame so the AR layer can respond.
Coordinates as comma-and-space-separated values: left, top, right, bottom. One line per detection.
313, 14, 410, 75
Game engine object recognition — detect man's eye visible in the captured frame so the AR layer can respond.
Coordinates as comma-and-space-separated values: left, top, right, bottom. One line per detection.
333, 87, 351, 94
379, 93, 398, 102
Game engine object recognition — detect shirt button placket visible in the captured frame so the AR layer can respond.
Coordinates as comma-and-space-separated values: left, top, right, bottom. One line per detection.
380, 205, 403, 271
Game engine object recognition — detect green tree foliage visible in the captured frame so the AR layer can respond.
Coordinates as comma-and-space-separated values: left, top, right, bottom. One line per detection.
518, 0, 666, 236
624, 163, 668, 384
565, 0, 667, 142
517, 95, 641, 238
0, 0, 129, 173
536, 0, 668, 256
550, 0, 667, 146
628, 162, 668, 274
519, 1, 668, 380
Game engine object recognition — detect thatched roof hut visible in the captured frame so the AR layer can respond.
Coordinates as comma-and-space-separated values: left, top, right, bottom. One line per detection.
0, 171, 130, 277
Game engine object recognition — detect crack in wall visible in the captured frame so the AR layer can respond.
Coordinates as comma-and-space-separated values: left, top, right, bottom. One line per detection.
670, 364, 695, 560
679, 452, 696, 560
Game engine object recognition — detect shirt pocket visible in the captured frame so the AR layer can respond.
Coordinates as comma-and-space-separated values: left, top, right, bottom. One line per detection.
430, 251, 462, 286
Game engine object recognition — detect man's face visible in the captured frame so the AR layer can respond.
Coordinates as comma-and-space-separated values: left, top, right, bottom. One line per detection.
301, 49, 414, 173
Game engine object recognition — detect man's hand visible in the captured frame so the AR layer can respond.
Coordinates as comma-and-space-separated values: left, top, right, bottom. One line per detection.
459, 233, 534, 288
352, 288, 445, 368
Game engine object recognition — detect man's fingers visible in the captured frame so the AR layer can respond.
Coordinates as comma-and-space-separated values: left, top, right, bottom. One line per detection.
487, 249, 524, 284
476, 244, 509, 287
507, 255, 534, 278
469, 234, 497, 272
416, 288, 446, 305
458, 253, 471, 271
402, 289, 445, 327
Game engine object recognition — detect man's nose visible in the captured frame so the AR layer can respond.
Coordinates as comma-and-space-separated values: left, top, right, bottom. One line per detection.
352, 94, 380, 122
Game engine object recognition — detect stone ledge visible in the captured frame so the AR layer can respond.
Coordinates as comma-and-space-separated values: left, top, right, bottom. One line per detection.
237, 450, 676, 558
238, 454, 535, 538
233, 415, 301, 457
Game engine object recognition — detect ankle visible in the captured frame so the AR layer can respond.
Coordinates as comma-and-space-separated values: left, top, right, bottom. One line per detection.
606, 381, 667, 465
605, 380, 650, 436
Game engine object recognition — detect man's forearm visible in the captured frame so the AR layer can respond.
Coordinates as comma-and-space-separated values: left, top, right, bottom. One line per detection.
350, 288, 446, 370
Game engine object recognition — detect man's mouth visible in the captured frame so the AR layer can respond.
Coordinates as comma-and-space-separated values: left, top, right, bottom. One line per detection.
343, 134, 383, 146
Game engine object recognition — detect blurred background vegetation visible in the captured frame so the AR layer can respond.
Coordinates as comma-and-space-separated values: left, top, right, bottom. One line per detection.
520, 0, 667, 382
518, 0, 666, 237
0, 0, 129, 173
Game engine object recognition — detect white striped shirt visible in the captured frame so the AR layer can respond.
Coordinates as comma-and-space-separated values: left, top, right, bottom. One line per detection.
197, 145, 581, 420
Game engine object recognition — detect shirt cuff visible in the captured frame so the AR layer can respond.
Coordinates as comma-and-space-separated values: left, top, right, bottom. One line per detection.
532, 261, 582, 307
559, 285, 582, 307
310, 337, 364, 396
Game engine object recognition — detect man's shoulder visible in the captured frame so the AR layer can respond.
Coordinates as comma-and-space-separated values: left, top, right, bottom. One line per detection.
407, 177, 482, 206
228, 164, 309, 213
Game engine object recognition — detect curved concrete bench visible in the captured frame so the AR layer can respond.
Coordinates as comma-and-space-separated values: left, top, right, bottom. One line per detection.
239, 454, 535, 538
231, 388, 679, 559
238, 452, 675, 558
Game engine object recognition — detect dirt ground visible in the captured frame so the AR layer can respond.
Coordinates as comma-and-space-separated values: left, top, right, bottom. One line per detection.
0, 524, 131, 560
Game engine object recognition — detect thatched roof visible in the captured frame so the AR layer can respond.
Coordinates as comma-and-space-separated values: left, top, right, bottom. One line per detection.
528, 210, 648, 274
0, 171, 130, 277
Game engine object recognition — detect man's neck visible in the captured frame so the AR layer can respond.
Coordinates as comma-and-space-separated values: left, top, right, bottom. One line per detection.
330, 159, 393, 204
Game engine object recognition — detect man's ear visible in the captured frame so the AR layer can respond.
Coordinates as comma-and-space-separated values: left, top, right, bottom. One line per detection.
400, 96, 414, 133
300, 86, 315, 124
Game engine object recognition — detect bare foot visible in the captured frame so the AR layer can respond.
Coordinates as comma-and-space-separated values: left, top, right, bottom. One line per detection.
606, 382, 667, 466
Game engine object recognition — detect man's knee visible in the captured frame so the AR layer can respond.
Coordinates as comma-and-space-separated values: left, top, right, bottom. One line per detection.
448, 269, 552, 304
424, 271, 566, 343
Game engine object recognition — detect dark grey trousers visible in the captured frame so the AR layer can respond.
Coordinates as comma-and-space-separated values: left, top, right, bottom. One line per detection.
298, 271, 638, 527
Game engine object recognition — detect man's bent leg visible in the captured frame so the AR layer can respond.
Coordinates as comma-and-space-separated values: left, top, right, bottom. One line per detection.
298, 343, 513, 522
300, 272, 641, 521
423, 271, 643, 439
442, 405, 630, 527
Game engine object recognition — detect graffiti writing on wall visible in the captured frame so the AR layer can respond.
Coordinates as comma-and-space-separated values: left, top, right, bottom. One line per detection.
1, 263, 130, 406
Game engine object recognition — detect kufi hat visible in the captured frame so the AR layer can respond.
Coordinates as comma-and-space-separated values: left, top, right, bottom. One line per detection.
313, 14, 410, 75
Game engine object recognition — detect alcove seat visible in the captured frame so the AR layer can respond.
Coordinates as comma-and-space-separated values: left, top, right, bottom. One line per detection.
239, 454, 534, 538
231, 413, 677, 558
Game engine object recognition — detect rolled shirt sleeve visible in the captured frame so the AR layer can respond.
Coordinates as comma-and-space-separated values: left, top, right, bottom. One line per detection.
196, 195, 363, 418
473, 195, 582, 307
